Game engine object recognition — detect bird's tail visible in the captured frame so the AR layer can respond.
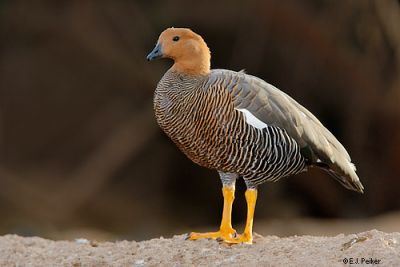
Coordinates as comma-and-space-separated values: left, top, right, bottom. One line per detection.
315, 162, 364, 193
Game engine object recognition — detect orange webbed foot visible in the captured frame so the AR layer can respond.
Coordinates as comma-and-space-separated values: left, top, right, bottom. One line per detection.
188, 227, 237, 242
188, 229, 253, 244
220, 233, 253, 244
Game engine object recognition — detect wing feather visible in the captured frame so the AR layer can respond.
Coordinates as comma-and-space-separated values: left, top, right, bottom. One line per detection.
209, 69, 363, 192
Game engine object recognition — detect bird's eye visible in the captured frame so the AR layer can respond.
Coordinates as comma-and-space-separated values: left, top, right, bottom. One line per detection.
172, 36, 180, 42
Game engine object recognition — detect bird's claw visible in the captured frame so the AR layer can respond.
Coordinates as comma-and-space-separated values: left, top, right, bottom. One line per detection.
188, 229, 236, 240
188, 229, 252, 244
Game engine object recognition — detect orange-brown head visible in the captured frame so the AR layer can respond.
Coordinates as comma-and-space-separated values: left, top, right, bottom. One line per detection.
147, 28, 211, 75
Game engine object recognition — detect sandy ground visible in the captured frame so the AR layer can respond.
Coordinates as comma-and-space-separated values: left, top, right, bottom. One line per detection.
0, 230, 399, 266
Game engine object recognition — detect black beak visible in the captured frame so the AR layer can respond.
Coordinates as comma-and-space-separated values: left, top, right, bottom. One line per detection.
147, 43, 163, 61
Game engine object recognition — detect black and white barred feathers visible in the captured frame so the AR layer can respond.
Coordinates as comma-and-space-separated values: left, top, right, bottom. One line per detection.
154, 68, 364, 192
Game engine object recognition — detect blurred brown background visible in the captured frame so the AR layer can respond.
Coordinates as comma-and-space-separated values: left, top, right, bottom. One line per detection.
0, 0, 399, 241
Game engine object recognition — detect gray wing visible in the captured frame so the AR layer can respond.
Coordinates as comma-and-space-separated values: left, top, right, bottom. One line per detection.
209, 69, 364, 193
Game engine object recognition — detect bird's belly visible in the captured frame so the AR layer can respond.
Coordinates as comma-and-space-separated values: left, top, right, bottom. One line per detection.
163, 122, 229, 169
154, 101, 231, 169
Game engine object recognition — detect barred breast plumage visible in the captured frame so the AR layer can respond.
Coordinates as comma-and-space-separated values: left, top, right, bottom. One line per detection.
154, 69, 307, 188
147, 27, 363, 244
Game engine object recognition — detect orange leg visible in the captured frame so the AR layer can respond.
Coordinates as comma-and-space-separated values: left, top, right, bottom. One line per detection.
189, 187, 258, 244
220, 188, 257, 244
233, 188, 258, 244
189, 185, 237, 241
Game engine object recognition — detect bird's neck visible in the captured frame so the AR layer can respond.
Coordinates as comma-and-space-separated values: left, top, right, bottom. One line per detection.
171, 55, 210, 76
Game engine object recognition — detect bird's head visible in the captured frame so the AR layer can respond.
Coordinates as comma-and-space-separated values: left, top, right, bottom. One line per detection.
147, 27, 211, 75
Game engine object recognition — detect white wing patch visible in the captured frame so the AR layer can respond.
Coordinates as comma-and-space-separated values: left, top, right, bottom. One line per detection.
236, 108, 268, 129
